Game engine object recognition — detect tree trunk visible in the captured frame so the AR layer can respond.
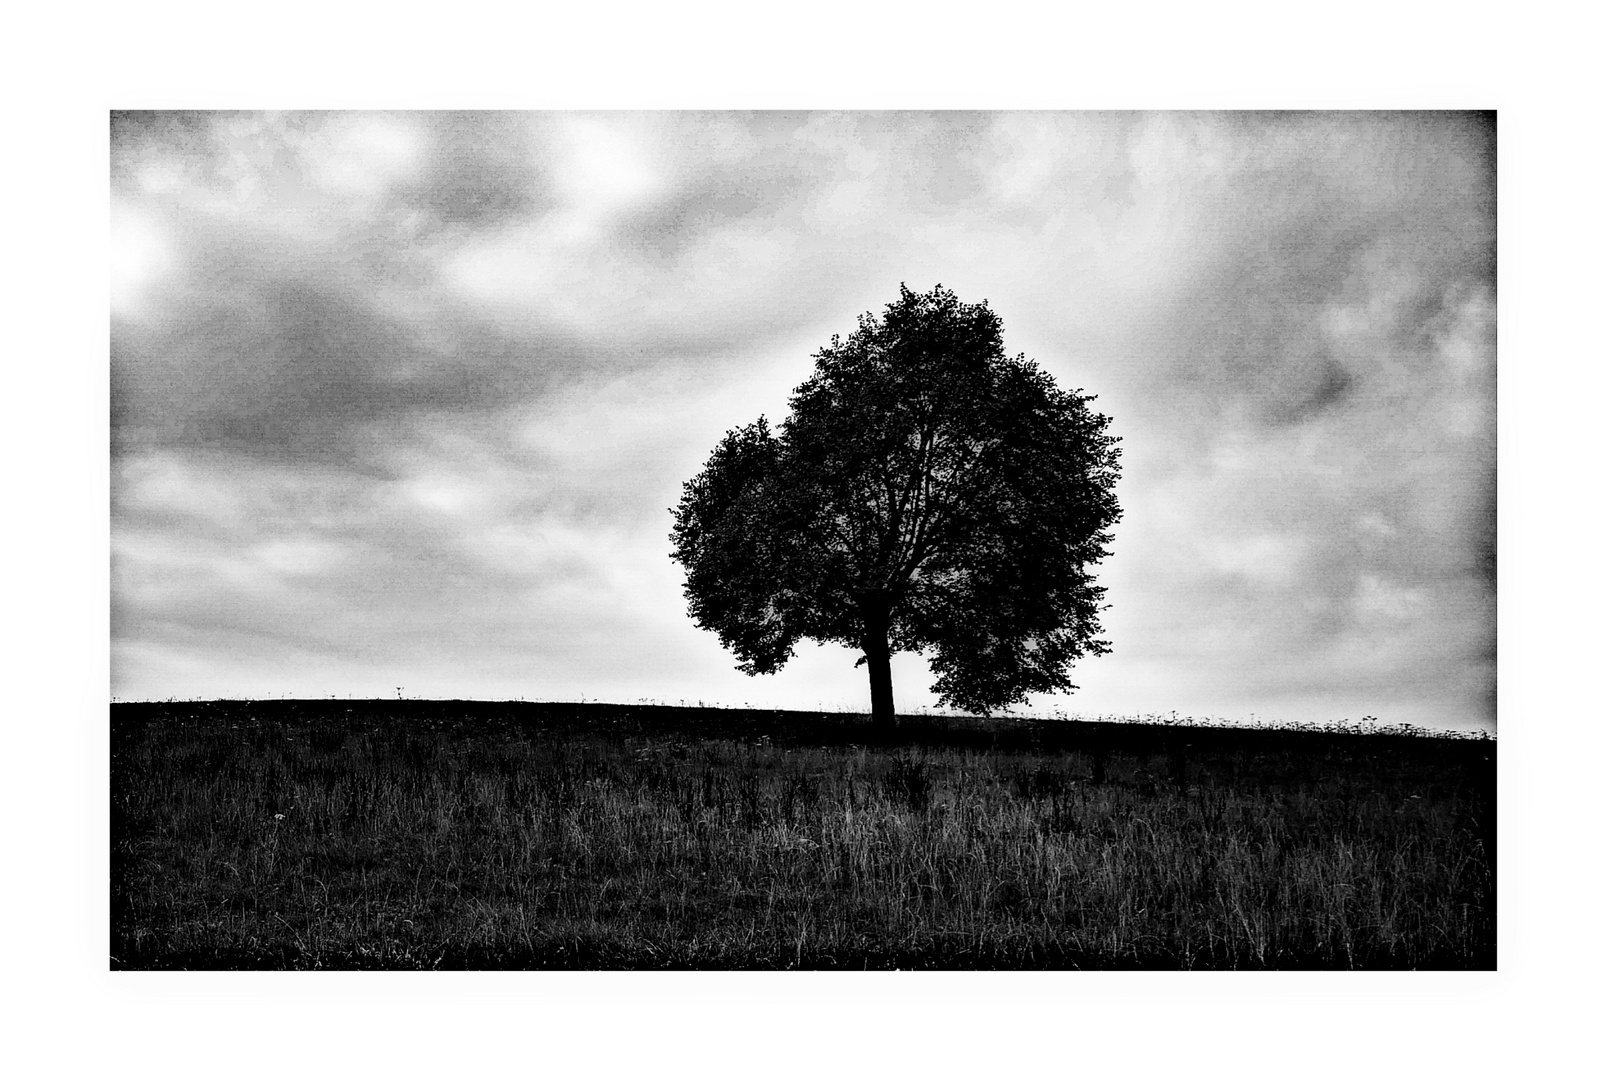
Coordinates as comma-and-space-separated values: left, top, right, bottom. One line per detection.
861, 603, 896, 735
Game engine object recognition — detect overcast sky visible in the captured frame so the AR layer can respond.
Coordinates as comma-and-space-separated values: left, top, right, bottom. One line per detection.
110, 111, 1494, 731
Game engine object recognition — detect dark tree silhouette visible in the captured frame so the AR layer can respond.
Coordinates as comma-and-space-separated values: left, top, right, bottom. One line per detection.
670, 284, 1122, 731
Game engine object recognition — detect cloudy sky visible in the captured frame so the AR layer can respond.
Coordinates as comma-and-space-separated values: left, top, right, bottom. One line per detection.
110, 111, 1494, 731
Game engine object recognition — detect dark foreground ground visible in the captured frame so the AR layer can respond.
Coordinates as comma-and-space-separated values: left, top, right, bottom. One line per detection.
112, 700, 1494, 970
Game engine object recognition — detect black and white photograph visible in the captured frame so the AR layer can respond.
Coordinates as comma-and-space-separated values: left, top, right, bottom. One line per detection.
109, 109, 1497, 972
13, 5, 1606, 1074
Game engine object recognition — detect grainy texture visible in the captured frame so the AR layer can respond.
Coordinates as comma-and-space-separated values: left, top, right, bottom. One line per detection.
112, 701, 1494, 969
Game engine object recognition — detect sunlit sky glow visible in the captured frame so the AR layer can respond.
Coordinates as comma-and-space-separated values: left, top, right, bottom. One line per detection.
110, 111, 1495, 732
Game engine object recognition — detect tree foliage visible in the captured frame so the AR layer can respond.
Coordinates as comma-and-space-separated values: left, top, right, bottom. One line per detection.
670, 285, 1122, 722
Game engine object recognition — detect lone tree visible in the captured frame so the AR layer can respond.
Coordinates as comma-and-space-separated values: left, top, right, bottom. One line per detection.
669, 284, 1121, 730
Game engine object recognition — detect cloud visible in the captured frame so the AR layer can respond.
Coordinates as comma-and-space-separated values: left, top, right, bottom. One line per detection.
989, 113, 1496, 723
110, 111, 1496, 730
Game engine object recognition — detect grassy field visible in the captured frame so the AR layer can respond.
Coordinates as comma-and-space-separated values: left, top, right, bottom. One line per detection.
111, 701, 1494, 970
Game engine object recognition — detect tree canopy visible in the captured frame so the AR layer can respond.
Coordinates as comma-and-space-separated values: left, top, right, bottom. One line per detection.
669, 284, 1122, 727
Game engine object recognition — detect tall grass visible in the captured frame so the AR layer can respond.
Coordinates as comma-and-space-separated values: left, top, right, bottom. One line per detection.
112, 702, 1493, 969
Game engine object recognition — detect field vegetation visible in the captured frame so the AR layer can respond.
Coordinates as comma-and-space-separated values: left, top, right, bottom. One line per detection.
112, 701, 1494, 969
